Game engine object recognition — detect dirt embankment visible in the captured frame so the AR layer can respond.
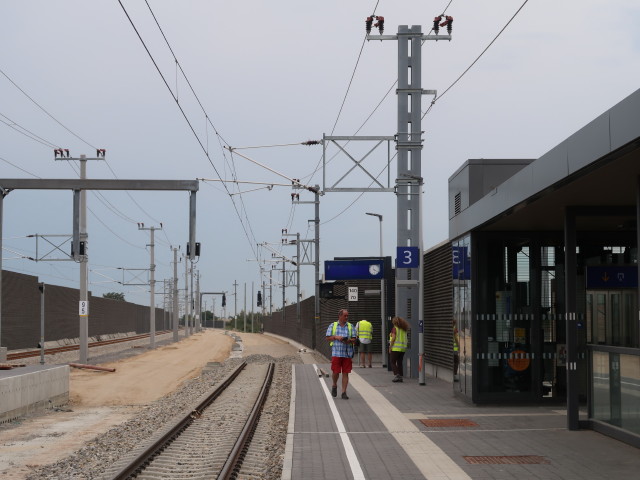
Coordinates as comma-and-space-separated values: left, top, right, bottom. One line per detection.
70, 329, 234, 406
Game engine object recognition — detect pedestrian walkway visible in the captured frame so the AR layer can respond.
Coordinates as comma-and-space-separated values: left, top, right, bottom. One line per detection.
283, 361, 640, 480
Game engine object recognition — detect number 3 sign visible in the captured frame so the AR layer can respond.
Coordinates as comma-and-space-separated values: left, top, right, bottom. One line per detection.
396, 246, 419, 268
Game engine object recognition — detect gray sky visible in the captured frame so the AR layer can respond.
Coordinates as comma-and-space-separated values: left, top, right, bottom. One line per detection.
1, 1, 639, 315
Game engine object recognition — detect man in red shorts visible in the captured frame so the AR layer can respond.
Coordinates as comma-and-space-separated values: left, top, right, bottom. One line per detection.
326, 309, 356, 399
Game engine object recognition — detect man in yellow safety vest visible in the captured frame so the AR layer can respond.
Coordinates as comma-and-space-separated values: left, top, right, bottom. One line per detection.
326, 309, 356, 399
355, 319, 373, 368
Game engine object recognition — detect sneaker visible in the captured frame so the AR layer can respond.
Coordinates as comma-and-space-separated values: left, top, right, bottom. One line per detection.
397, 377, 403, 382
392, 376, 400, 383
360, 365, 366, 368
341, 392, 349, 400
331, 385, 337, 397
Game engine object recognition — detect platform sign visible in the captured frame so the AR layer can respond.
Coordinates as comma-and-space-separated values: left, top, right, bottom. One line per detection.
348, 287, 359, 302
586, 266, 638, 289
325, 259, 384, 280
452, 246, 471, 280
396, 246, 419, 268
79, 301, 89, 316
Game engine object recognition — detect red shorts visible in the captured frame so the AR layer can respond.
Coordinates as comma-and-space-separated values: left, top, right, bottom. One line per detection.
331, 356, 353, 374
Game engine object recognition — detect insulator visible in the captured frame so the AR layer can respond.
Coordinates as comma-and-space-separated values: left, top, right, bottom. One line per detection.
374, 16, 384, 34
433, 16, 442, 34
365, 16, 373, 35
442, 16, 453, 34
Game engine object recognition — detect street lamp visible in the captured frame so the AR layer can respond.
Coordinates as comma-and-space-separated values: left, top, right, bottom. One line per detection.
365, 213, 383, 257
366, 212, 386, 367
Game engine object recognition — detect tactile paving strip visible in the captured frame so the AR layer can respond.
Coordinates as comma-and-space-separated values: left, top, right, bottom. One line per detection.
463, 455, 550, 465
419, 418, 478, 427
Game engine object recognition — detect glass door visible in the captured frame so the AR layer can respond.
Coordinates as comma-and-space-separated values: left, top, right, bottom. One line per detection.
586, 290, 637, 347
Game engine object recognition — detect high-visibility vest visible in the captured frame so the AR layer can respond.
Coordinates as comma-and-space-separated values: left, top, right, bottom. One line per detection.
391, 327, 407, 352
453, 328, 459, 352
330, 321, 353, 346
357, 320, 372, 341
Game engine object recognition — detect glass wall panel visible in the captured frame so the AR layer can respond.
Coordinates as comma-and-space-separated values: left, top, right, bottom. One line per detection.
620, 353, 640, 435
591, 350, 640, 436
453, 235, 471, 397
474, 236, 540, 399
592, 351, 610, 421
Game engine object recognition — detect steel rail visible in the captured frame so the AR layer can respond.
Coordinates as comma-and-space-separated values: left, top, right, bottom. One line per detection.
219, 362, 275, 480
6, 331, 173, 360
105, 361, 247, 480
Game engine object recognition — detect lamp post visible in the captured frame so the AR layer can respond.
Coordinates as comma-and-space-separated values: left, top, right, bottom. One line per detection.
366, 212, 386, 367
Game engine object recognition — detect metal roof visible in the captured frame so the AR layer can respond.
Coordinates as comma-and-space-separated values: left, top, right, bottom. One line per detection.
449, 88, 640, 238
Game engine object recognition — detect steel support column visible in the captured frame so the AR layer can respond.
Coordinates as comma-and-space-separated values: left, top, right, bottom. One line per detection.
564, 207, 579, 430
395, 25, 424, 380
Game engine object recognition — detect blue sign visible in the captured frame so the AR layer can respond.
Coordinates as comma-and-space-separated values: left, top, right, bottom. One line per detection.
586, 266, 638, 289
325, 259, 384, 280
452, 246, 471, 280
396, 246, 419, 268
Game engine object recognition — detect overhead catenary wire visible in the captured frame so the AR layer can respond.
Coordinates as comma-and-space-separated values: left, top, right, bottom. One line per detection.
224, 141, 321, 150
304, 0, 381, 186
307, 0, 531, 225
0, 155, 40, 177
0, 67, 97, 151
425, 0, 530, 114
140, 0, 337, 269
120, 0, 266, 262
225, 148, 319, 193
0, 67, 170, 238
0, 112, 60, 149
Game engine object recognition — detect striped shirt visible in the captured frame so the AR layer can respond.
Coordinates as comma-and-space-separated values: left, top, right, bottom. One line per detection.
326, 321, 354, 358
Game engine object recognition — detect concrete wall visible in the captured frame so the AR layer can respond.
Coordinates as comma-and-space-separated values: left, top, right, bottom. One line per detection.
1, 270, 166, 350
0, 365, 69, 423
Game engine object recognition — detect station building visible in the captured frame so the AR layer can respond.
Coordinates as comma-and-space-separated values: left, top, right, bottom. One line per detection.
447, 88, 640, 447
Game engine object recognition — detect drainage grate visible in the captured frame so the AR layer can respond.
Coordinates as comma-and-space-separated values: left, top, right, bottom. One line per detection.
464, 456, 550, 465
419, 419, 478, 427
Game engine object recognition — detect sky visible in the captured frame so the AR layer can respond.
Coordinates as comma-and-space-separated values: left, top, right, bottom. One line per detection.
1, 0, 639, 317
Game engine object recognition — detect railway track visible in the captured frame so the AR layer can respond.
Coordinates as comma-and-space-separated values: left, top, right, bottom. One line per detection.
6, 330, 173, 361
103, 360, 275, 480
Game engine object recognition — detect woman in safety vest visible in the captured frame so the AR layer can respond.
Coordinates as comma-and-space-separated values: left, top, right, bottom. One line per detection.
388, 316, 410, 382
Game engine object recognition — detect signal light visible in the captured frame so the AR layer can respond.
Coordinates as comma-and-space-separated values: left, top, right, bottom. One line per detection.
222, 293, 226, 307
186, 242, 201, 257
71, 241, 86, 257
257, 291, 262, 307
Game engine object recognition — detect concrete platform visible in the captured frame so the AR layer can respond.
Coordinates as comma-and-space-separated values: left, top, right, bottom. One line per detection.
284, 361, 640, 480
0, 364, 69, 424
